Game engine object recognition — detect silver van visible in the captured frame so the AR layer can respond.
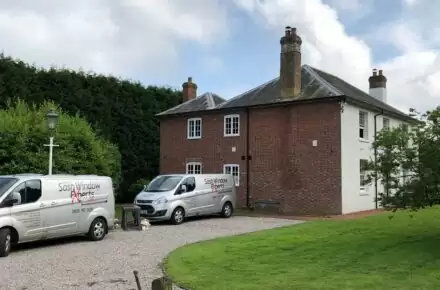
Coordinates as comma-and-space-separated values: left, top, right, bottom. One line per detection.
0, 174, 115, 257
134, 174, 236, 224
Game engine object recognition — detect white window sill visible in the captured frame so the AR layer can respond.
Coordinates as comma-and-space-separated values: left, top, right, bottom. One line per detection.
359, 138, 370, 143
224, 134, 240, 137
359, 187, 369, 196
187, 136, 202, 140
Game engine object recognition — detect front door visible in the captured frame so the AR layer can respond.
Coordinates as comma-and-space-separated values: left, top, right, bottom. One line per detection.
8, 180, 45, 242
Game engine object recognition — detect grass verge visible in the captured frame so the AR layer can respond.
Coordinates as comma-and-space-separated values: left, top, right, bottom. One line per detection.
165, 207, 440, 290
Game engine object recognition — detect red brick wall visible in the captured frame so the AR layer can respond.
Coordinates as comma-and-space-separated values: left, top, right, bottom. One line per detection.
159, 101, 342, 215
248, 102, 342, 215
160, 111, 248, 206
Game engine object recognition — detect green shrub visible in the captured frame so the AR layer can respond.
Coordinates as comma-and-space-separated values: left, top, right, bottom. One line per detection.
0, 99, 121, 192
127, 178, 150, 201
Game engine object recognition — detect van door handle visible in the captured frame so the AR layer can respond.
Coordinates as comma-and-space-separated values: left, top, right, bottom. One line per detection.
39, 203, 45, 208
51, 202, 57, 206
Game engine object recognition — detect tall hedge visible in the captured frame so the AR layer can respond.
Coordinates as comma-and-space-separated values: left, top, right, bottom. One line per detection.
0, 99, 121, 189
0, 54, 181, 201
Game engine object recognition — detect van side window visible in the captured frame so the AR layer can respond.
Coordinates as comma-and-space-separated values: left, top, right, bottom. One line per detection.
26, 180, 42, 203
7, 180, 42, 205
183, 177, 196, 192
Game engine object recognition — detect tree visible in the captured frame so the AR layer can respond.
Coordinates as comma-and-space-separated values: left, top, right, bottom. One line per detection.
369, 107, 440, 211
0, 54, 182, 201
0, 99, 121, 193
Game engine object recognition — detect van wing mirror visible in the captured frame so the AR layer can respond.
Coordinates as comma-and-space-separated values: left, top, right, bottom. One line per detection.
179, 184, 187, 194
2, 198, 17, 207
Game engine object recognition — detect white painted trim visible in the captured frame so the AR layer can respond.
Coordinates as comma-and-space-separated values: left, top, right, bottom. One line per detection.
187, 118, 202, 139
223, 114, 240, 137
186, 162, 202, 174
358, 110, 369, 141
223, 164, 240, 186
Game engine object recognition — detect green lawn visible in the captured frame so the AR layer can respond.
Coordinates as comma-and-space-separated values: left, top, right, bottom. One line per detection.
164, 208, 440, 290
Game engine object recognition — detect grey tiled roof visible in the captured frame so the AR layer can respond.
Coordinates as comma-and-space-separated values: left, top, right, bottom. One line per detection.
158, 65, 411, 120
157, 92, 225, 116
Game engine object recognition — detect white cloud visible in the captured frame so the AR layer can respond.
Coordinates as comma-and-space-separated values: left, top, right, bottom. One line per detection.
0, 0, 229, 77
0, 0, 438, 114
232, 0, 440, 113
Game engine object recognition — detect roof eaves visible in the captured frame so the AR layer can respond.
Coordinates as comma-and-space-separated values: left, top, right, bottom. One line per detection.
344, 96, 416, 122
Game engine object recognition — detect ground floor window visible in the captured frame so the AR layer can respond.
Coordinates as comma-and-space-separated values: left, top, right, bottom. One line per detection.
360, 159, 371, 193
223, 164, 240, 186
186, 162, 202, 174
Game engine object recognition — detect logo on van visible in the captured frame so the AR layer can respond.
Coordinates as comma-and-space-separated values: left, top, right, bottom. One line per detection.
204, 177, 227, 193
58, 182, 100, 203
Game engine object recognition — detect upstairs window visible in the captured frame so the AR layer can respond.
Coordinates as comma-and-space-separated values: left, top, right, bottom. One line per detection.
187, 118, 202, 139
359, 111, 368, 140
224, 114, 240, 137
186, 162, 202, 174
383, 118, 390, 130
223, 164, 240, 186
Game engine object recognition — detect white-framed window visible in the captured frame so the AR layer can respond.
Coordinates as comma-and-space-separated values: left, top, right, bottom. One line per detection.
359, 111, 368, 139
383, 118, 390, 130
223, 164, 240, 186
224, 114, 240, 137
187, 118, 202, 139
360, 159, 371, 192
186, 162, 202, 174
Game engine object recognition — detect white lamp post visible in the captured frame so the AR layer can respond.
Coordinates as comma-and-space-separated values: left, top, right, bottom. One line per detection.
44, 109, 59, 175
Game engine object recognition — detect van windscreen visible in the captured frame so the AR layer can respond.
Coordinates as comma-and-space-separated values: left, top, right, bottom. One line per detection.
145, 176, 183, 192
0, 177, 18, 198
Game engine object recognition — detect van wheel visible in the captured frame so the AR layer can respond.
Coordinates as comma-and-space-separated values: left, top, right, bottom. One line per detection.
221, 202, 233, 218
171, 207, 185, 225
0, 228, 12, 257
87, 218, 107, 241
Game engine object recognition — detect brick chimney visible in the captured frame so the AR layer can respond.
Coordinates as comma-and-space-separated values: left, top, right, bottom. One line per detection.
182, 77, 197, 102
280, 26, 302, 99
368, 69, 387, 103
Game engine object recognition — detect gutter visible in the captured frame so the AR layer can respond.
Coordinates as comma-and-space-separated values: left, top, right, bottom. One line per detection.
374, 109, 384, 208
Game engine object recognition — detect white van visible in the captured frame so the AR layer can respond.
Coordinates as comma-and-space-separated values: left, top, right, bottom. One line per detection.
134, 174, 236, 224
0, 174, 115, 257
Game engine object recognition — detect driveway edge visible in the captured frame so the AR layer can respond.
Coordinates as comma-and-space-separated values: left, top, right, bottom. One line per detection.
159, 259, 190, 290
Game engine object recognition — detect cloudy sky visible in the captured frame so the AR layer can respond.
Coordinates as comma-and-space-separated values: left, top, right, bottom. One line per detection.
0, 0, 438, 113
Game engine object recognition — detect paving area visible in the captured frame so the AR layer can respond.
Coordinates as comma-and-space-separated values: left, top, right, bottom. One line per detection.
0, 216, 303, 289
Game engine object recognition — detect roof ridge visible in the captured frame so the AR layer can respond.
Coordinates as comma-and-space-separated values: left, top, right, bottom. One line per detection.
156, 94, 200, 116
205, 92, 216, 109
216, 77, 279, 108
303, 65, 341, 96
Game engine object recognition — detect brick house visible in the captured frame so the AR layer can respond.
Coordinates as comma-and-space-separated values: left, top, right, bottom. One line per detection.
157, 26, 413, 215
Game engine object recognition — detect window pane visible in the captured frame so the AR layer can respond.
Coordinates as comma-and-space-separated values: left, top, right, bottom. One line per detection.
25, 180, 41, 203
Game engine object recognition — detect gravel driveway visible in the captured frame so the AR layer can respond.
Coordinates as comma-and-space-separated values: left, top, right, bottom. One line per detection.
0, 216, 303, 289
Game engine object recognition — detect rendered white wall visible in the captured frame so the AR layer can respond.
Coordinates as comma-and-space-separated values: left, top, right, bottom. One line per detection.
340, 102, 406, 214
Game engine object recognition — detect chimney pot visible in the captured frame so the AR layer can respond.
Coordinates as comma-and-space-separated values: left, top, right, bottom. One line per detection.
372, 68, 377, 76
378, 69, 383, 76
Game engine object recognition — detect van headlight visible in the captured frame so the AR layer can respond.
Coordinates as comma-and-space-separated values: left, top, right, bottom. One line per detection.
153, 196, 168, 205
